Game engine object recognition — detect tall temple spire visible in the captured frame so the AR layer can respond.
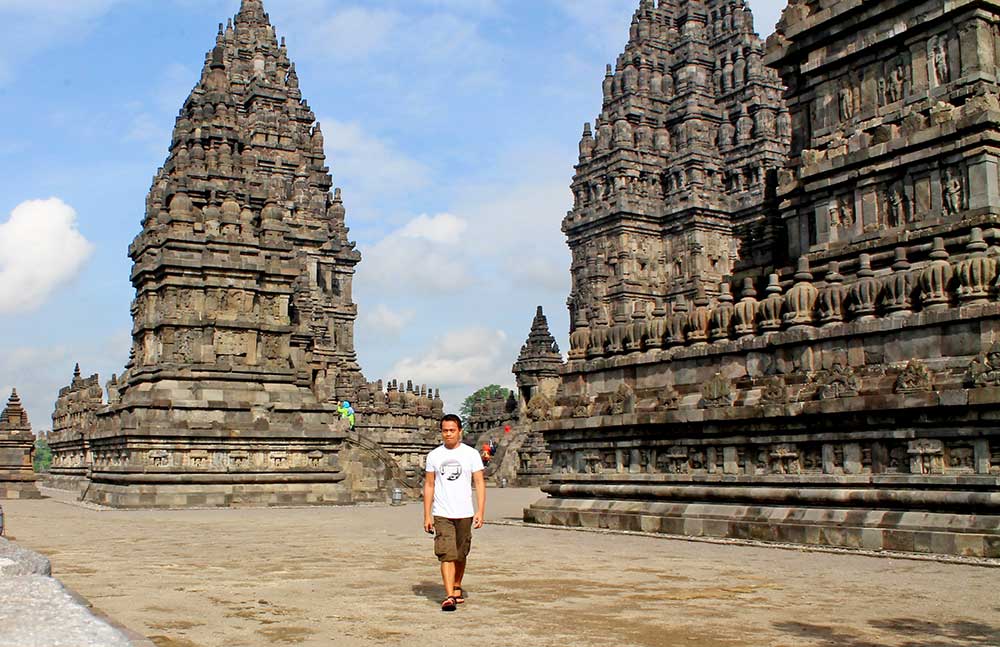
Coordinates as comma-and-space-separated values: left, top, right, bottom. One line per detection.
130, 0, 362, 402
566, 0, 788, 333
120, 0, 366, 427
45, 0, 444, 509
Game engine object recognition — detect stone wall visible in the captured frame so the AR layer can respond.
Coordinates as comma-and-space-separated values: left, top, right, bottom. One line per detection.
528, 290, 1000, 555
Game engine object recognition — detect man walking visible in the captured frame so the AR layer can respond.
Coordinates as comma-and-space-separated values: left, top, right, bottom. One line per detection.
423, 414, 486, 612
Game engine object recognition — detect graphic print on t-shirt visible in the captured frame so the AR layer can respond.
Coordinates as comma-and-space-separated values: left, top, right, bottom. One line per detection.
440, 459, 462, 481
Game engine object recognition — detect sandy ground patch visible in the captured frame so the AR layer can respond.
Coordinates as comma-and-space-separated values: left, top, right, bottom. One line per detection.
2, 488, 998, 647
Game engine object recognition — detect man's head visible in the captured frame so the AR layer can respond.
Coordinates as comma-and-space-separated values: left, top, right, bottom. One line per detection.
440, 414, 462, 449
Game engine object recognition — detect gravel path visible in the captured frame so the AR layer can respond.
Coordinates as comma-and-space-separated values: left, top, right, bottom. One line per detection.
2, 488, 998, 647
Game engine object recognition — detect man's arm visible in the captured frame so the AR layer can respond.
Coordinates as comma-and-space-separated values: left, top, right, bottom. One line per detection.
472, 470, 486, 529
423, 471, 436, 533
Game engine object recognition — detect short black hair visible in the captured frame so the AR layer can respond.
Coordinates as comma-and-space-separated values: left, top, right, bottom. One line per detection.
440, 413, 462, 429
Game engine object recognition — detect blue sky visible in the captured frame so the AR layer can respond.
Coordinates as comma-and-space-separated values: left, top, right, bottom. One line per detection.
0, 0, 785, 429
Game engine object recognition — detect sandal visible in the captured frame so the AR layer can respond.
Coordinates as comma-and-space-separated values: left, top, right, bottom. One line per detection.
453, 587, 466, 604
441, 596, 458, 612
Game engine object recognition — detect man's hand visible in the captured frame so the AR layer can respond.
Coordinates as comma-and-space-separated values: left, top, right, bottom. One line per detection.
473, 513, 484, 529
424, 516, 434, 534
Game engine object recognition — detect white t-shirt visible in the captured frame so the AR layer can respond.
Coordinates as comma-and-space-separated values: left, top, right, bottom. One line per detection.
425, 442, 484, 519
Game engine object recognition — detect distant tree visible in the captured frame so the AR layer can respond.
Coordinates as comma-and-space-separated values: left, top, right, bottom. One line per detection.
34, 437, 52, 472
460, 385, 511, 420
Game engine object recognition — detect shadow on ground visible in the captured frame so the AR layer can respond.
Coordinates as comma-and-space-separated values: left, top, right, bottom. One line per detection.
774, 618, 1000, 647
411, 582, 442, 603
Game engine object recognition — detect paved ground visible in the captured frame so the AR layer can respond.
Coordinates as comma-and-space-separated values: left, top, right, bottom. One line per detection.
2, 488, 999, 647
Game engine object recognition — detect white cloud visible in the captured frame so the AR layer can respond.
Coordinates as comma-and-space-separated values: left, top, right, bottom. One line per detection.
398, 213, 467, 245
358, 212, 471, 295
125, 112, 171, 153
550, 0, 783, 54
0, 327, 129, 433
417, 0, 498, 14
388, 327, 513, 390
385, 327, 519, 413
359, 303, 415, 340
273, 1, 502, 123
0, 198, 94, 314
549, 0, 638, 54
304, 6, 400, 62
322, 118, 430, 213
154, 63, 198, 115
747, 0, 786, 37
451, 151, 573, 297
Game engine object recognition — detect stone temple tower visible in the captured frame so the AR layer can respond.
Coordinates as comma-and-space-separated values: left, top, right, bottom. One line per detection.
512, 306, 563, 407
130, 0, 363, 400
0, 389, 41, 499
54, 0, 367, 507
566, 0, 788, 334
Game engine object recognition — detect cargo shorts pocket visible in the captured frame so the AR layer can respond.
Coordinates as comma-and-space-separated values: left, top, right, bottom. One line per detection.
434, 533, 450, 559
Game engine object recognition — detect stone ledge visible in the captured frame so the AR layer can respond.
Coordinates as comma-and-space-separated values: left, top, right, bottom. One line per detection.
524, 497, 1000, 558
539, 482, 1000, 514
0, 538, 150, 647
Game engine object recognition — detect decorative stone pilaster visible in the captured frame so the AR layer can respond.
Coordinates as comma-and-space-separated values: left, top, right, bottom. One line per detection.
733, 278, 758, 338
608, 304, 630, 354
686, 287, 711, 345
666, 296, 689, 347
625, 302, 649, 352
783, 257, 818, 328
955, 228, 996, 305
919, 237, 954, 311
568, 311, 590, 360
709, 281, 735, 342
817, 261, 847, 326
647, 300, 668, 349
757, 273, 784, 333
587, 310, 610, 359
881, 247, 914, 317
848, 253, 880, 321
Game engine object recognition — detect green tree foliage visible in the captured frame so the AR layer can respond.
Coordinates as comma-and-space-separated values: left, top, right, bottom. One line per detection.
460, 385, 512, 419
34, 437, 52, 472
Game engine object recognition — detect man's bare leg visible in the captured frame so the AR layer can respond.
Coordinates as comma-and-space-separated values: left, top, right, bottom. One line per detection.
453, 560, 467, 595
440, 560, 456, 597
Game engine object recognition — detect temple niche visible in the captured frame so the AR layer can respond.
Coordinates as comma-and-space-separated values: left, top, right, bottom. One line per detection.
525, 0, 1000, 558
46, 0, 440, 508
0, 389, 41, 499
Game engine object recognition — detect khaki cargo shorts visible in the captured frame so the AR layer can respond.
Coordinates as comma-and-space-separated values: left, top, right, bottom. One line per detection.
433, 516, 473, 563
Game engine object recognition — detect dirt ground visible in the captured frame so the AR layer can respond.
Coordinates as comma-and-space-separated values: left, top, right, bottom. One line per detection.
3, 487, 999, 647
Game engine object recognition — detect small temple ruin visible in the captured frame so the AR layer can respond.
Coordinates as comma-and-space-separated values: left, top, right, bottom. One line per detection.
46, 0, 440, 507
524, 0, 1000, 558
0, 389, 41, 499
462, 307, 559, 487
